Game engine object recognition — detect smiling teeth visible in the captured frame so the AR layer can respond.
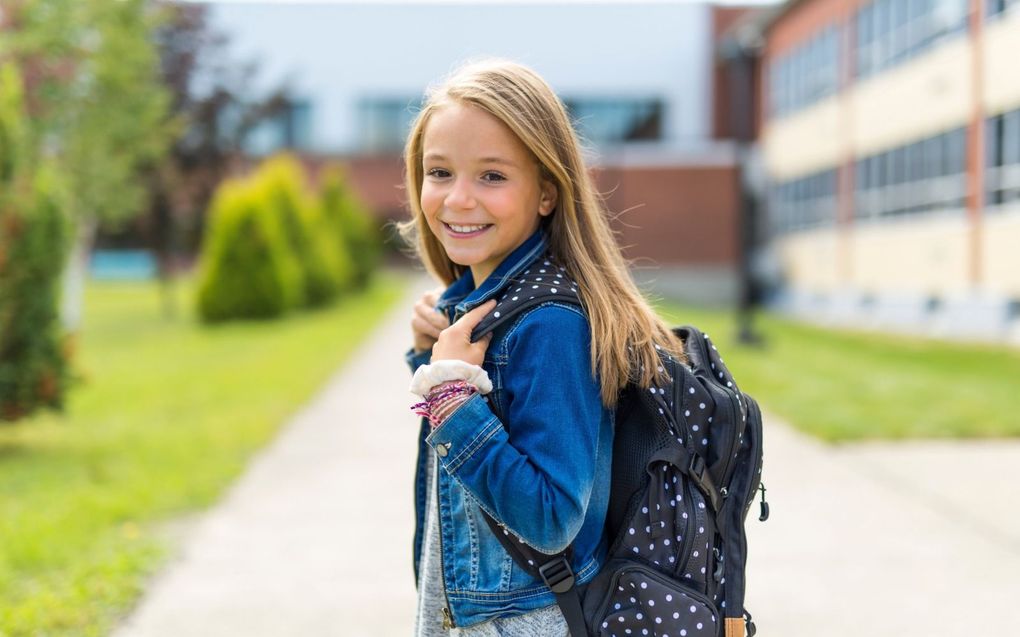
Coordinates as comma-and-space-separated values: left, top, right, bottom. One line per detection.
448, 223, 489, 233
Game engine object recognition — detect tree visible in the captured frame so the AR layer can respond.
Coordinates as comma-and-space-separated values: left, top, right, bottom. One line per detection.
195, 178, 303, 322
254, 155, 350, 308
144, 1, 292, 317
3, 0, 173, 333
0, 63, 72, 422
319, 164, 382, 288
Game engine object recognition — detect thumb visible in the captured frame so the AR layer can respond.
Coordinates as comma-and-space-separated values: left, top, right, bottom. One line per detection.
457, 298, 498, 331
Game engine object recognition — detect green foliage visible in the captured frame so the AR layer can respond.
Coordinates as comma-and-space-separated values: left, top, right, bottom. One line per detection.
0, 273, 405, 635
319, 164, 382, 288
195, 179, 303, 322
195, 155, 373, 322
253, 155, 345, 308
656, 301, 1020, 441
7, 0, 173, 231
306, 199, 357, 302
0, 63, 73, 422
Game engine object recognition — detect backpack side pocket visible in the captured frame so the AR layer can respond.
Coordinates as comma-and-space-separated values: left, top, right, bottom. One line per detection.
584, 559, 721, 637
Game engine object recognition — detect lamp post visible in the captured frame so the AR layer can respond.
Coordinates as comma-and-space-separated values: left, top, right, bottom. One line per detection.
720, 23, 766, 347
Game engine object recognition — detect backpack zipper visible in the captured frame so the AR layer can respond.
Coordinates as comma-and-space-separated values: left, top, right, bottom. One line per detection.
673, 478, 695, 577
592, 560, 720, 627
685, 328, 744, 494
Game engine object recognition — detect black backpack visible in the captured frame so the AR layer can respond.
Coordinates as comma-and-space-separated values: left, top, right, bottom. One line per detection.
470, 260, 768, 637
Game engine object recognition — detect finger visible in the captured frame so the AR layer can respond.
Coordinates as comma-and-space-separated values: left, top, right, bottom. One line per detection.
470, 331, 495, 352
415, 309, 446, 335
411, 314, 442, 339
423, 287, 443, 306
453, 299, 498, 331
415, 301, 449, 330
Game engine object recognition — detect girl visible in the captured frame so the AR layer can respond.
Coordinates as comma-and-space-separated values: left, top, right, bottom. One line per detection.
400, 59, 687, 636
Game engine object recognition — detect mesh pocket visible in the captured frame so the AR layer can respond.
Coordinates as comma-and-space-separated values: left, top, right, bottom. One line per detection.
592, 563, 719, 637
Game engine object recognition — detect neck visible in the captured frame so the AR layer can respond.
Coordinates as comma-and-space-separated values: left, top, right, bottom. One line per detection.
470, 265, 493, 289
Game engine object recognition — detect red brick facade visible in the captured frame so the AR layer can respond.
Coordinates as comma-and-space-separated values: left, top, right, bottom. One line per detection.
322, 155, 740, 269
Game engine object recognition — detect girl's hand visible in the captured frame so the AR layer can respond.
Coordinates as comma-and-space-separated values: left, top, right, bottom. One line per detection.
432, 299, 497, 367
411, 287, 449, 354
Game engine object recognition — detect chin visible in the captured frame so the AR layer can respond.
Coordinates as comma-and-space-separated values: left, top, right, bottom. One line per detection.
450, 257, 483, 271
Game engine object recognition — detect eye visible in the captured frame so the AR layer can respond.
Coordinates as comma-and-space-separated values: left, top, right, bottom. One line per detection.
482, 172, 506, 183
426, 168, 450, 178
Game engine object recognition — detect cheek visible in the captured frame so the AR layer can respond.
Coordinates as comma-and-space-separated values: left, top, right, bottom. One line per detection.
483, 189, 524, 220
420, 185, 442, 219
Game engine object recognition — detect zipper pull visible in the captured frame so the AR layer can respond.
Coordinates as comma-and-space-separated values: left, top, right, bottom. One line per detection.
442, 606, 453, 630
712, 547, 724, 582
757, 483, 769, 522
744, 609, 757, 636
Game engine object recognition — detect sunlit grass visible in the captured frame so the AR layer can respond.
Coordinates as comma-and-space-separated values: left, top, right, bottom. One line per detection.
0, 273, 406, 636
656, 302, 1020, 442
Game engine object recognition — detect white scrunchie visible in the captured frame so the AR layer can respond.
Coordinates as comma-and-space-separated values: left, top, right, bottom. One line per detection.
409, 359, 493, 397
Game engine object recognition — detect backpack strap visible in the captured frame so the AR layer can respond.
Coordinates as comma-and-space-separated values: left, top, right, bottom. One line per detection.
464, 254, 588, 635
469, 253, 583, 341
479, 514, 587, 637
470, 289, 582, 341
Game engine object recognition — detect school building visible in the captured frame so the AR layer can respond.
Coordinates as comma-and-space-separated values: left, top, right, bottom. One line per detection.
743, 0, 1020, 341
202, 0, 765, 305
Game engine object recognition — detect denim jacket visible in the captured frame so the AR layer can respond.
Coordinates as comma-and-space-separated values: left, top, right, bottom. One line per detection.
405, 228, 614, 628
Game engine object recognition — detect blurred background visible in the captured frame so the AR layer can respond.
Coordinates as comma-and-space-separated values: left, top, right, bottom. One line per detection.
0, 0, 1018, 635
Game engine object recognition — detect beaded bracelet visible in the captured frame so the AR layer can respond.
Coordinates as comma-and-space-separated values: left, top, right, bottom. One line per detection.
411, 380, 478, 429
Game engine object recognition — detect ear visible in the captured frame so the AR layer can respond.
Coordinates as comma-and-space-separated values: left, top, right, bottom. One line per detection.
538, 178, 558, 217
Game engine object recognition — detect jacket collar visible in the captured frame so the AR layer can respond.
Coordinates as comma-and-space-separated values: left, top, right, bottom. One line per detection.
435, 227, 549, 316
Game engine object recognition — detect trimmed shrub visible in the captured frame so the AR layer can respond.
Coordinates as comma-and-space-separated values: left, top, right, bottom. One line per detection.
307, 198, 357, 300
195, 179, 303, 322
253, 155, 344, 308
319, 164, 381, 288
0, 64, 73, 422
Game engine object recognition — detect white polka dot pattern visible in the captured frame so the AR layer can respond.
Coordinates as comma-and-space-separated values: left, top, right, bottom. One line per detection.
592, 565, 719, 637
471, 254, 581, 342
613, 458, 715, 589
463, 263, 763, 637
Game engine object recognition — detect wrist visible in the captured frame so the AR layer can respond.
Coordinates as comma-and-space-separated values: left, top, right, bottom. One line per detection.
409, 359, 492, 396
410, 380, 478, 429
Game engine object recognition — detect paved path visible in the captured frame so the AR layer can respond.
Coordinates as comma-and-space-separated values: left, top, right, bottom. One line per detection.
113, 275, 429, 637
114, 273, 1020, 637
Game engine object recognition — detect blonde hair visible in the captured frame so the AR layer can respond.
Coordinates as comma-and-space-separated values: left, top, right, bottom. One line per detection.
398, 58, 686, 407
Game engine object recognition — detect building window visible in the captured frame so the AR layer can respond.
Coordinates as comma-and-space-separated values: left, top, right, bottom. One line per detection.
768, 25, 841, 119
357, 97, 422, 153
986, 108, 1020, 207
987, 0, 1019, 18
562, 98, 664, 145
769, 168, 839, 233
244, 98, 314, 156
854, 126, 968, 219
855, 0, 968, 80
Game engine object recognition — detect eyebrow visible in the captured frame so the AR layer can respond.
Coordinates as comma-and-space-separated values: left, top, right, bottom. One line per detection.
423, 153, 519, 168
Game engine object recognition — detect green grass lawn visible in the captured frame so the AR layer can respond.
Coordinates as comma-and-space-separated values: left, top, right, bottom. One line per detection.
656, 302, 1020, 442
0, 273, 406, 637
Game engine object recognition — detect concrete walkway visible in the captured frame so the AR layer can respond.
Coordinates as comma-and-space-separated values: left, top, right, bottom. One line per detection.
114, 275, 1020, 637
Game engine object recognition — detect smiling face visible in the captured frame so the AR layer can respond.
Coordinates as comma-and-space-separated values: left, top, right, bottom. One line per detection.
420, 100, 556, 286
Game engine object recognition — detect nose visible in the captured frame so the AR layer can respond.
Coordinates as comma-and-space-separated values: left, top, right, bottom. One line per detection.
445, 177, 476, 211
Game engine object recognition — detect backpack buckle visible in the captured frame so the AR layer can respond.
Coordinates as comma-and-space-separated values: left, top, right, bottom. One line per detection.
538, 556, 576, 594
688, 454, 723, 511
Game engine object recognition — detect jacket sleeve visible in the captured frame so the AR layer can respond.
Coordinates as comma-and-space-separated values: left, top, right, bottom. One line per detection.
405, 346, 432, 373
425, 304, 605, 553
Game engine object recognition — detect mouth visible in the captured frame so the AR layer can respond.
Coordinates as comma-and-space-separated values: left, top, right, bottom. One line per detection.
442, 222, 492, 238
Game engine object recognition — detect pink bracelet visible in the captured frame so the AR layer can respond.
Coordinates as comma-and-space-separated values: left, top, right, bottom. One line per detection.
411, 380, 477, 429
